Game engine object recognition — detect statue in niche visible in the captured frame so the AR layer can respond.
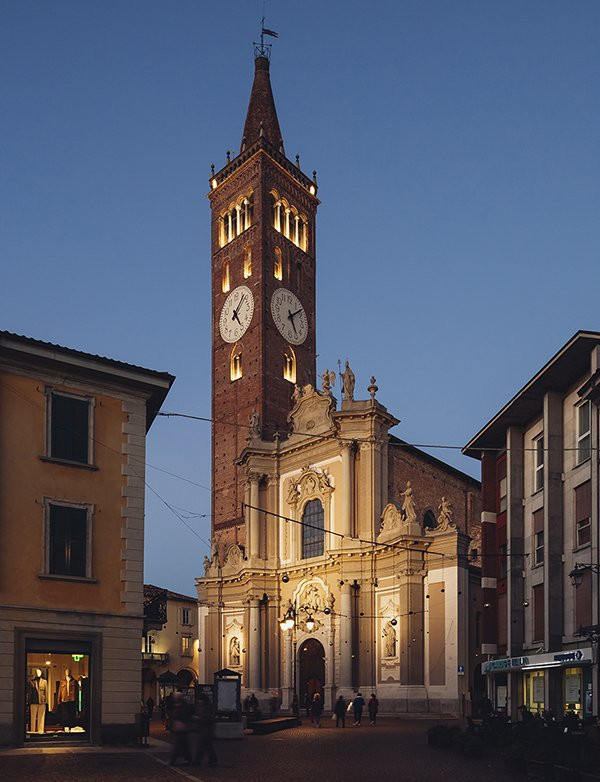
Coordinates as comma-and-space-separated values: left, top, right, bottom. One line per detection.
339, 360, 355, 401
248, 409, 260, 441
203, 555, 211, 575
437, 496, 455, 530
400, 481, 417, 524
383, 621, 397, 658
229, 636, 241, 667
320, 368, 336, 393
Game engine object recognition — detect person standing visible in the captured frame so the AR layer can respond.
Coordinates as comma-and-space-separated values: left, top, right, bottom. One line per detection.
146, 696, 155, 721
169, 692, 192, 766
352, 692, 365, 726
368, 693, 379, 726
334, 695, 347, 728
311, 692, 323, 727
191, 694, 218, 767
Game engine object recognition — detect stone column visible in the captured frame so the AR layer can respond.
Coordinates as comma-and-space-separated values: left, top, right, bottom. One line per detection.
249, 474, 260, 560
340, 444, 353, 539
282, 630, 293, 709
339, 582, 352, 689
249, 598, 261, 690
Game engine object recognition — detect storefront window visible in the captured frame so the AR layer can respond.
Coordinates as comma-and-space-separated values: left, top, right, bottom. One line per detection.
25, 647, 90, 741
523, 670, 544, 713
564, 667, 582, 717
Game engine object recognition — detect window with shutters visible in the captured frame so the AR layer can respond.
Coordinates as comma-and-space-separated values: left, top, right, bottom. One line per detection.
47, 389, 93, 466
533, 583, 544, 642
575, 568, 592, 631
45, 501, 92, 578
575, 481, 591, 548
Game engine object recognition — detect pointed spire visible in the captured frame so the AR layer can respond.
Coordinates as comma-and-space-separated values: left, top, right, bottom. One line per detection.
241, 55, 284, 152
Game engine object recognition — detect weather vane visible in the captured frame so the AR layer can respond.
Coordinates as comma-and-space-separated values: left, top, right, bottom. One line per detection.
254, 8, 279, 59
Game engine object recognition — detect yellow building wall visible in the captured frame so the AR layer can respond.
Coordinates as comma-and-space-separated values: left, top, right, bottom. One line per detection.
0, 371, 126, 613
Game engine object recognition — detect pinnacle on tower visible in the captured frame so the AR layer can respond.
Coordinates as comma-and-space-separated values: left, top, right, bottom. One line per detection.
241, 55, 284, 152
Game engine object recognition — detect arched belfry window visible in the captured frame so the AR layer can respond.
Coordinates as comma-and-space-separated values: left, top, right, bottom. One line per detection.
423, 510, 436, 530
270, 190, 308, 251
220, 192, 254, 248
230, 343, 242, 381
302, 499, 324, 559
222, 260, 230, 293
243, 244, 252, 278
274, 247, 283, 281
283, 346, 296, 384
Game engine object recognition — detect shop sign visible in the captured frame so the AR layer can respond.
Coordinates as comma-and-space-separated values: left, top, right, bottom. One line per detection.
483, 648, 592, 675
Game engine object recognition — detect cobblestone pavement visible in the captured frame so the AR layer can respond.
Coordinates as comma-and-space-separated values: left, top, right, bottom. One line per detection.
1, 719, 516, 782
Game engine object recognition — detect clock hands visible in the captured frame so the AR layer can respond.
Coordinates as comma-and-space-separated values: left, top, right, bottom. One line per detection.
287, 309, 298, 335
232, 295, 246, 324
289, 308, 304, 318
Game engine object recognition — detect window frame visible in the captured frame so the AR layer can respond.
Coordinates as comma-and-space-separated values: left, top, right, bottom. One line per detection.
180, 635, 192, 657
533, 434, 544, 493
301, 498, 325, 560
43, 498, 93, 581
45, 387, 94, 467
181, 607, 191, 626
534, 530, 544, 566
576, 401, 591, 465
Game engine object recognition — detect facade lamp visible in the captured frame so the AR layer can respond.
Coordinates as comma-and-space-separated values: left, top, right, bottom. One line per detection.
285, 616, 295, 631
569, 563, 600, 588
305, 615, 315, 632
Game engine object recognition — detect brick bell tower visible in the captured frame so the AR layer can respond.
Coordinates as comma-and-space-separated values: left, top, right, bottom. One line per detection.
209, 49, 319, 548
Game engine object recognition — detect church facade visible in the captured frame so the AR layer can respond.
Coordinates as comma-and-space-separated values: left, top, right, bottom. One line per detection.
197, 49, 481, 715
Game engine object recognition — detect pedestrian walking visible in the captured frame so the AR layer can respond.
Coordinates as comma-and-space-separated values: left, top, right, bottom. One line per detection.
190, 694, 218, 767
311, 692, 323, 727
334, 694, 347, 727
352, 692, 365, 726
368, 693, 379, 726
169, 691, 192, 766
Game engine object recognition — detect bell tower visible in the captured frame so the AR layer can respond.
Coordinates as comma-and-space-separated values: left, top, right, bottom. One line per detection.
209, 51, 319, 543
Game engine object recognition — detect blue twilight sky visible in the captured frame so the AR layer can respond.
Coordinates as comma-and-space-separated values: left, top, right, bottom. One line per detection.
2, 1, 599, 595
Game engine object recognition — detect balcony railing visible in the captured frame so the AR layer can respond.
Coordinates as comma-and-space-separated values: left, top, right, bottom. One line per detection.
142, 652, 169, 663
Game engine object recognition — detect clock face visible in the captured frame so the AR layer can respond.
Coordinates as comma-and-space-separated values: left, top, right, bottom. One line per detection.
219, 285, 254, 343
271, 288, 308, 345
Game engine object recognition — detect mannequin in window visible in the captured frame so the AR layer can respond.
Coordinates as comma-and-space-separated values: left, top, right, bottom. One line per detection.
28, 668, 48, 734
57, 667, 79, 731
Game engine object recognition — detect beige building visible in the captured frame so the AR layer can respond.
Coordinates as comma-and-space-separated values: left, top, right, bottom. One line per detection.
0, 330, 173, 745
142, 585, 199, 704
464, 331, 600, 720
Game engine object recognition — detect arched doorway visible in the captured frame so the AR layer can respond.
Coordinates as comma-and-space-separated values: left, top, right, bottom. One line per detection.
176, 669, 196, 688
298, 638, 325, 706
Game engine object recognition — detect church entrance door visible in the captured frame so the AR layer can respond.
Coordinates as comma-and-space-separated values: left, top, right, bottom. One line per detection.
298, 638, 325, 707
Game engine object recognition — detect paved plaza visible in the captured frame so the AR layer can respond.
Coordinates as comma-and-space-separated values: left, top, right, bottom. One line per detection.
0, 719, 517, 782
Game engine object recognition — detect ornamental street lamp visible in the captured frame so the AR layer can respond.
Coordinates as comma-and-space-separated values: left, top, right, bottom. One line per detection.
569, 562, 600, 588
279, 597, 331, 716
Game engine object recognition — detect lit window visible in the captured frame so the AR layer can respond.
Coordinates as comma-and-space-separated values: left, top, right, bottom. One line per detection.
243, 245, 252, 278
274, 248, 283, 281
47, 389, 92, 465
270, 191, 308, 251
577, 401, 591, 464
283, 347, 296, 383
534, 434, 544, 492
45, 501, 91, 578
230, 344, 242, 381
222, 261, 230, 293
220, 193, 253, 248
302, 499, 324, 559
181, 636, 192, 656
